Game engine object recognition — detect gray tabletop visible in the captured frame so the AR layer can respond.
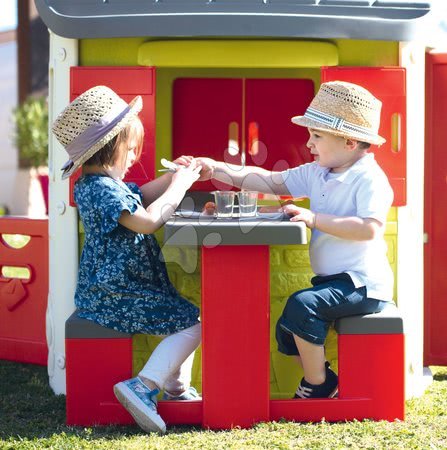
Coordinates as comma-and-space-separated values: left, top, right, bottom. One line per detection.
164, 212, 307, 246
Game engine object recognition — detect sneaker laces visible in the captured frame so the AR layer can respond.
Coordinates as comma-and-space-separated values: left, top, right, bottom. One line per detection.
295, 383, 313, 399
134, 378, 159, 406
293, 363, 338, 399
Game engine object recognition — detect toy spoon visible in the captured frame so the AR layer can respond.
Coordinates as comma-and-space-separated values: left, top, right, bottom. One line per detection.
158, 158, 179, 172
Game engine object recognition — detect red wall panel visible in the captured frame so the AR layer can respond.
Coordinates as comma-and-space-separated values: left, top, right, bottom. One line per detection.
322, 67, 407, 206
0, 218, 48, 365
69, 67, 156, 205
424, 53, 447, 365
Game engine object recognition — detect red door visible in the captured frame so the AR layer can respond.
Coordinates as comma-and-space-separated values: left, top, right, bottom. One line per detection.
424, 53, 447, 365
172, 78, 315, 191
245, 79, 314, 171
173, 78, 243, 192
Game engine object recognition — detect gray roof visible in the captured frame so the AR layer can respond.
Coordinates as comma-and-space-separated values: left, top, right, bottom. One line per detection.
35, 0, 435, 41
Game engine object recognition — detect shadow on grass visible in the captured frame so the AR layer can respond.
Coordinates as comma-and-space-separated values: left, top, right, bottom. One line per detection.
0, 361, 201, 441
430, 366, 447, 382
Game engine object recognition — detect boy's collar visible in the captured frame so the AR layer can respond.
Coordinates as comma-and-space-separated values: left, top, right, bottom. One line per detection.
320, 153, 375, 184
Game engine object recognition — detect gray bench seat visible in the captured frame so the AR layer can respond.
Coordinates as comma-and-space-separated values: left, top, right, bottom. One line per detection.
66, 310, 131, 339
335, 302, 403, 335
67, 302, 403, 339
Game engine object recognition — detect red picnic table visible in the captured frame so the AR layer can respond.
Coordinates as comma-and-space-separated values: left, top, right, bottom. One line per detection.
65, 208, 404, 427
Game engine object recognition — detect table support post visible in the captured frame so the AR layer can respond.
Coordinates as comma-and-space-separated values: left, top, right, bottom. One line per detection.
201, 245, 270, 429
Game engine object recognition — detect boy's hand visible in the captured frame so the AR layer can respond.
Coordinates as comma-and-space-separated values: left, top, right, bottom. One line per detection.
282, 204, 317, 229
258, 200, 295, 214
194, 157, 216, 181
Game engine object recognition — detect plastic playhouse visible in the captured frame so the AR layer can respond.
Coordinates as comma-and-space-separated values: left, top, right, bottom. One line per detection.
1, 0, 447, 430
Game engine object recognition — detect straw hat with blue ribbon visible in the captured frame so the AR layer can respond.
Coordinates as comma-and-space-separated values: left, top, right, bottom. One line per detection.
291, 81, 386, 146
52, 85, 142, 180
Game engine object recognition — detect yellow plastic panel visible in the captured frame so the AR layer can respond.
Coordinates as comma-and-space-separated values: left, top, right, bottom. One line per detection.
80, 38, 397, 69
334, 39, 399, 67
138, 40, 338, 68
80, 38, 147, 66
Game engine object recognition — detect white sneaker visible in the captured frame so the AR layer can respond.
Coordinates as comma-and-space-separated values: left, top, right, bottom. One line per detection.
162, 386, 202, 400
113, 377, 166, 433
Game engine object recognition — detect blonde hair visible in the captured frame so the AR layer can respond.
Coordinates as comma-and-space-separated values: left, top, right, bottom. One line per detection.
84, 116, 144, 168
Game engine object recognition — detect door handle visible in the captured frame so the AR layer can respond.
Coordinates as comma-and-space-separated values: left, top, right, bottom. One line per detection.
248, 121, 259, 156
391, 113, 402, 153
227, 121, 239, 156
227, 121, 247, 168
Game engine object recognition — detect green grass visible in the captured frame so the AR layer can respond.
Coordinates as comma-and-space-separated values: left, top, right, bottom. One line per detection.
0, 362, 446, 450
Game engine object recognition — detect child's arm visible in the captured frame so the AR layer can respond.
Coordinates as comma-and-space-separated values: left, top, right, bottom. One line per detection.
195, 157, 290, 196
118, 161, 201, 234
283, 205, 384, 241
139, 156, 193, 207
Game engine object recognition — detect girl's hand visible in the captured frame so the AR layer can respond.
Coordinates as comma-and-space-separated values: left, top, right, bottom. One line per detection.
171, 159, 202, 191
194, 157, 216, 181
282, 204, 317, 229
173, 155, 194, 168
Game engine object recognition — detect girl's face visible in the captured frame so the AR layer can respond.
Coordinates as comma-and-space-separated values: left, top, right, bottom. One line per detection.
123, 138, 138, 174
112, 137, 138, 180
306, 128, 362, 173
110, 118, 144, 179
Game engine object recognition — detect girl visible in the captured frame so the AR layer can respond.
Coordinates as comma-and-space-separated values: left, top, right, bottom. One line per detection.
52, 85, 202, 434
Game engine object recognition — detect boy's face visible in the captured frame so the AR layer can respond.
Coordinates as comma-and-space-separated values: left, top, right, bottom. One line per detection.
306, 128, 363, 173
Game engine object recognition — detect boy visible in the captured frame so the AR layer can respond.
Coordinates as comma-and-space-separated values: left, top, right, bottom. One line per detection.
195, 81, 394, 399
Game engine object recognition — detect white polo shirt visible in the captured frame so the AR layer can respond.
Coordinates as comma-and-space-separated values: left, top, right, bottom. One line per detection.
281, 153, 394, 301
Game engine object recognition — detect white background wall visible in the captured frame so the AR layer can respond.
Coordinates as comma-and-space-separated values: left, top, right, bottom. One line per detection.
0, 35, 46, 218
0, 38, 18, 214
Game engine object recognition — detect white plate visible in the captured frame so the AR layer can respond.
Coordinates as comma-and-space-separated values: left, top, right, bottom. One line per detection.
257, 212, 286, 220
174, 210, 209, 218
174, 210, 286, 220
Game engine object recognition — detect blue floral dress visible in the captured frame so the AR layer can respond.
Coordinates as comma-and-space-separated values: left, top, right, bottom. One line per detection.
73, 174, 200, 335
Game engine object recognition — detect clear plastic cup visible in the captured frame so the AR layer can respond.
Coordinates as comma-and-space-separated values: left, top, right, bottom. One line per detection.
237, 191, 258, 217
213, 191, 235, 218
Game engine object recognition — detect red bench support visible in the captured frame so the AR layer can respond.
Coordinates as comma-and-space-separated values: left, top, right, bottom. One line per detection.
65, 312, 203, 426
65, 316, 133, 425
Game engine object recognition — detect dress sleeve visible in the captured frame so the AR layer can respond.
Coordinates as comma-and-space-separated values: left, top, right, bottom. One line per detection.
98, 180, 142, 234
126, 182, 143, 199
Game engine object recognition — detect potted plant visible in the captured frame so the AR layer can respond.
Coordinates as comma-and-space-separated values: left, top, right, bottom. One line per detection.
12, 96, 49, 216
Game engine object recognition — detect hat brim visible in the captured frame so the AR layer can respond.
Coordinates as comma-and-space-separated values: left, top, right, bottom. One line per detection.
61, 95, 143, 180
291, 115, 386, 146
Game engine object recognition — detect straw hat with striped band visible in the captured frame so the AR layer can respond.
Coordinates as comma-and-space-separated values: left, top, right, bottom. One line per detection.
291, 81, 386, 146
52, 85, 142, 180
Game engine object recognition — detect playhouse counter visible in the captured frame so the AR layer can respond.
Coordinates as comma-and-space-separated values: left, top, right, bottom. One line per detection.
164, 214, 307, 246
163, 215, 307, 429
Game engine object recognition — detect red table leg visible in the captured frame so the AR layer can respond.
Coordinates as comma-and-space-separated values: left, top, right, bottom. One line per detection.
201, 245, 270, 429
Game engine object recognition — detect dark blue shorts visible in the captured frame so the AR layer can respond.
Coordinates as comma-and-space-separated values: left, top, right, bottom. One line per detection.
276, 273, 388, 355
